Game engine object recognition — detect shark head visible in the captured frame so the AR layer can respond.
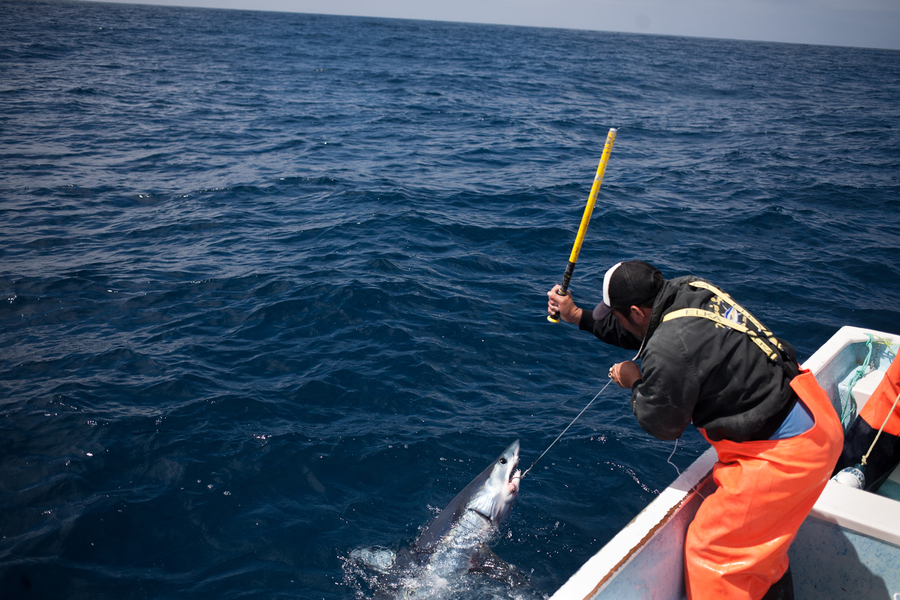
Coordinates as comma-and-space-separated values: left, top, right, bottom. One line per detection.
414, 440, 523, 552
466, 439, 521, 524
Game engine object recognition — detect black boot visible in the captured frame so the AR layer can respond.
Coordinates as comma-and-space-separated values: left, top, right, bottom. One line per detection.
761, 566, 794, 600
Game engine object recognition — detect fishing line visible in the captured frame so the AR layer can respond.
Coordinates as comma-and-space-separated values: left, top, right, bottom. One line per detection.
520, 379, 614, 479
522, 339, 647, 479
666, 438, 706, 499
666, 439, 681, 477
521, 375, 708, 499
522, 335, 706, 501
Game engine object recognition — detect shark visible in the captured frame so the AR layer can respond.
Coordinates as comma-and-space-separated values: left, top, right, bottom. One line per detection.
348, 440, 527, 598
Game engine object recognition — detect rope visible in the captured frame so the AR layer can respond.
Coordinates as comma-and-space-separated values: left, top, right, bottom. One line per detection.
861, 388, 900, 468
520, 379, 614, 479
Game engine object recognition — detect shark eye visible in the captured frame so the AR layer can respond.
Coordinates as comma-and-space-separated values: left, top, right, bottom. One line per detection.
499, 458, 507, 464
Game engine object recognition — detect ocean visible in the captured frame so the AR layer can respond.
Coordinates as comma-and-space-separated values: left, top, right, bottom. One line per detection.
1, 1, 899, 598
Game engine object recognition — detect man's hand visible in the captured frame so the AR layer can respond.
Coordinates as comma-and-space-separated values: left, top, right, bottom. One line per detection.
609, 361, 642, 389
547, 285, 582, 324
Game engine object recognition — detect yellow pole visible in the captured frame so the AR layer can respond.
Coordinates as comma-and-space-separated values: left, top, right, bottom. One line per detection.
548, 127, 617, 323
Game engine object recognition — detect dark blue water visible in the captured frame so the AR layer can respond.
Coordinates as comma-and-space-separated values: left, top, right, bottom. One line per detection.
2, 1, 899, 598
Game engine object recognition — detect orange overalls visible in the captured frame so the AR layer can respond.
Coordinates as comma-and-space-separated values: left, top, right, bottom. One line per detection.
858, 354, 900, 440
684, 370, 843, 599
661, 282, 843, 600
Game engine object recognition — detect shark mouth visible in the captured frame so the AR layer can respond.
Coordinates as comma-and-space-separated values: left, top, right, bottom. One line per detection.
509, 469, 522, 495
508, 453, 522, 495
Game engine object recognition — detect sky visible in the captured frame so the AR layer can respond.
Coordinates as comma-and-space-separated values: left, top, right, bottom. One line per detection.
108, 0, 900, 50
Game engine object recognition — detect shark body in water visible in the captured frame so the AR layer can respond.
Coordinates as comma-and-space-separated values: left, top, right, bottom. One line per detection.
348, 440, 531, 598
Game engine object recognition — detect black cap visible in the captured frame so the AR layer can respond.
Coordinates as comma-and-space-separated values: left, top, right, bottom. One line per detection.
593, 261, 662, 320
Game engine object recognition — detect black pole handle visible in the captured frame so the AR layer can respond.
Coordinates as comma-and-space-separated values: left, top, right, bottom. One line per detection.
548, 261, 576, 323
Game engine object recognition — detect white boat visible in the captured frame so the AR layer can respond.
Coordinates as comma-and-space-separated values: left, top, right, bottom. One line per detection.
551, 326, 900, 600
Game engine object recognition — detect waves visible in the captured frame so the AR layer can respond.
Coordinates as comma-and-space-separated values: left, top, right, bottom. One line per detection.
2, 1, 900, 598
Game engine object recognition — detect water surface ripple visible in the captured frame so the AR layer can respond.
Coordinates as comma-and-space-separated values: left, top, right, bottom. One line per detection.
1, 1, 899, 598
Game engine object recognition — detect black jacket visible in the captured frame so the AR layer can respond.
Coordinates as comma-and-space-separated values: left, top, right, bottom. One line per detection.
579, 276, 798, 442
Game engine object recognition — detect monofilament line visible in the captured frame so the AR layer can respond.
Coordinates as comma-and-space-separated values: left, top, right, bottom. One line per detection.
521, 380, 614, 479
666, 438, 706, 499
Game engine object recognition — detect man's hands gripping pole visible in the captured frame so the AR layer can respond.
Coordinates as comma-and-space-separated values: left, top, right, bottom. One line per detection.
546, 284, 582, 324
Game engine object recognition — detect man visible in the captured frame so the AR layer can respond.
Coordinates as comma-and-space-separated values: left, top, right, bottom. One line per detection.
547, 260, 843, 600
833, 353, 900, 492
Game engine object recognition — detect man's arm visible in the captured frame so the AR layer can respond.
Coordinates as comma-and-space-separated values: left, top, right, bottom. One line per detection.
629, 332, 700, 441
546, 285, 642, 350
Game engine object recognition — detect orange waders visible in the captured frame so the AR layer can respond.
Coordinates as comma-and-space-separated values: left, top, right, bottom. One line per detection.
859, 355, 900, 437
684, 370, 843, 600
834, 355, 900, 491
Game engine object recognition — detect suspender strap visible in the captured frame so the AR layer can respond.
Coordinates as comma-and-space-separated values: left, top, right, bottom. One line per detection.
661, 281, 787, 362
662, 308, 780, 360
687, 281, 779, 344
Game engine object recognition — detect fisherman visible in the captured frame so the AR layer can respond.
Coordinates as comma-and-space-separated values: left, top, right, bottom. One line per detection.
547, 260, 843, 600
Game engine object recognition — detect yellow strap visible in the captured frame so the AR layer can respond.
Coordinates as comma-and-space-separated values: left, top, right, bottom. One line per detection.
684, 281, 784, 349
685, 281, 768, 332
663, 308, 748, 332
662, 307, 779, 360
